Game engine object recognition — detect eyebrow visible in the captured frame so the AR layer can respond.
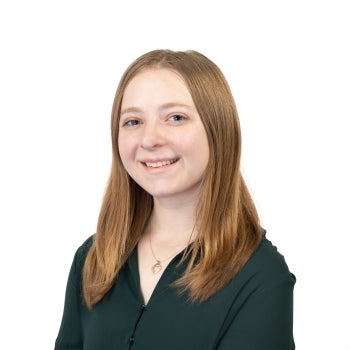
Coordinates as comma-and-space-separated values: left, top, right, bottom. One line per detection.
120, 102, 194, 116
159, 102, 194, 111
120, 107, 143, 116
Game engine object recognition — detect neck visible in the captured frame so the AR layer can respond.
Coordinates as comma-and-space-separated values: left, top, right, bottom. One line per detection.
148, 197, 197, 245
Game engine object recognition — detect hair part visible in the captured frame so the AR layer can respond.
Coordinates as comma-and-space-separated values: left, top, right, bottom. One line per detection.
83, 49, 262, 308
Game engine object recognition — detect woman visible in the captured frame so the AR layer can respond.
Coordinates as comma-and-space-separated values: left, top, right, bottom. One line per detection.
55, 49, 295, 349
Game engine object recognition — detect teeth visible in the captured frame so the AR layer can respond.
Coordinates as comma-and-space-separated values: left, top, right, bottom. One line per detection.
145, 159, 177, 168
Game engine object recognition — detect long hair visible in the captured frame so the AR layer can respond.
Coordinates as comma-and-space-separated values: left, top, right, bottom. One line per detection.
83, 50, 262, 308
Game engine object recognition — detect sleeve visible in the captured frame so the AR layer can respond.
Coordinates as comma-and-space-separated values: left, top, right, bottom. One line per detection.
217, 273, 296, 350
54, 250, 84, 350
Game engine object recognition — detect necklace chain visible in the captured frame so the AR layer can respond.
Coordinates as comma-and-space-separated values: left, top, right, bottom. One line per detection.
149, 234, 187, 275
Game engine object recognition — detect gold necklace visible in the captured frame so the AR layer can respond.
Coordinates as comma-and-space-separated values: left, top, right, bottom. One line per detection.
149, 234, 187, 274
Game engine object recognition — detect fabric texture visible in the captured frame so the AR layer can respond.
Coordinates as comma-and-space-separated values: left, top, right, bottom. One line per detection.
55, 233, 296, 350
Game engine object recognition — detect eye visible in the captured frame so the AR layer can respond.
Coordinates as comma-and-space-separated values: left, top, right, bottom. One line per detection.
122, 119, 141, 127
168, 114, 186, 122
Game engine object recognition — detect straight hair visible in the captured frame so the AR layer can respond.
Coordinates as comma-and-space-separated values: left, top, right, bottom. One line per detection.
83, 50, 262, 309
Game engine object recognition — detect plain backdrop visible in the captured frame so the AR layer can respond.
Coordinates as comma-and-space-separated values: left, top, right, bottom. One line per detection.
1, 1, 349, 349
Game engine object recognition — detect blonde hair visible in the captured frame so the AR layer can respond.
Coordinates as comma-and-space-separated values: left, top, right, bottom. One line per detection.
83, 50, 262, 308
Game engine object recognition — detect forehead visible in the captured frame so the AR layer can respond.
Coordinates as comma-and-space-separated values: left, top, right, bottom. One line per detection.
121, 68, 193, 106
127, 67, 185, 87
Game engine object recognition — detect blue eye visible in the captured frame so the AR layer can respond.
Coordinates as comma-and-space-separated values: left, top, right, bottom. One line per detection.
124, 119, 140, 126
169, 114, 185, 122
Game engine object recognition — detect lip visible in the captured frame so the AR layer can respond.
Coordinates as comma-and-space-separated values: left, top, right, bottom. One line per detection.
141, 158, 179, 169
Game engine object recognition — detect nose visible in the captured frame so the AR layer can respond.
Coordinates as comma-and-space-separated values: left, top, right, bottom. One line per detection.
140, 121, 165, 150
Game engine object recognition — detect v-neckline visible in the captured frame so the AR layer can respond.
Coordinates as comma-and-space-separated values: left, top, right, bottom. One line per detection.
128, 247, 188, 306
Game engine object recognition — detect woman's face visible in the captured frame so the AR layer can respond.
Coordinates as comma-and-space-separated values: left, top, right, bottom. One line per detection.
118, 68, 209, 202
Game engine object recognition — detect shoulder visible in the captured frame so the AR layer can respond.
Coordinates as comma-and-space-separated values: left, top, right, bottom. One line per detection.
236, 231, 296, 291
214, 232, 296, 349
76, 234, 94, 258
70, 234, 95, 276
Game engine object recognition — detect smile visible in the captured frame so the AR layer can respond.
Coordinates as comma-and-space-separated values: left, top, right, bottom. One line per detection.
144, 159, 178, 168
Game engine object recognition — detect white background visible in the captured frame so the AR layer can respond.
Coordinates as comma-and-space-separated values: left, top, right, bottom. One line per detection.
1, 1, 349, 349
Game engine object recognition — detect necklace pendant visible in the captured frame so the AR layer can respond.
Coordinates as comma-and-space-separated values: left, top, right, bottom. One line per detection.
151, 261, 162, 274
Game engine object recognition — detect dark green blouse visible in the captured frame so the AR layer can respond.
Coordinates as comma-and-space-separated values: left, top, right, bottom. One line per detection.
55, 233, 295, 349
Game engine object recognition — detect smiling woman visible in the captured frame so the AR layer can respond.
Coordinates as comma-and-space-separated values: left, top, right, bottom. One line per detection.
118, 68, 209, 202
55, 50, 296, 350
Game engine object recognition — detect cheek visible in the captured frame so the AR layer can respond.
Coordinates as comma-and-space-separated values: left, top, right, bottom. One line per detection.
195, 136, 210, 171
179, 133, 209, 170
196, 148, 210, 173
117, 135, 133, 166
188, 131, 210, 159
